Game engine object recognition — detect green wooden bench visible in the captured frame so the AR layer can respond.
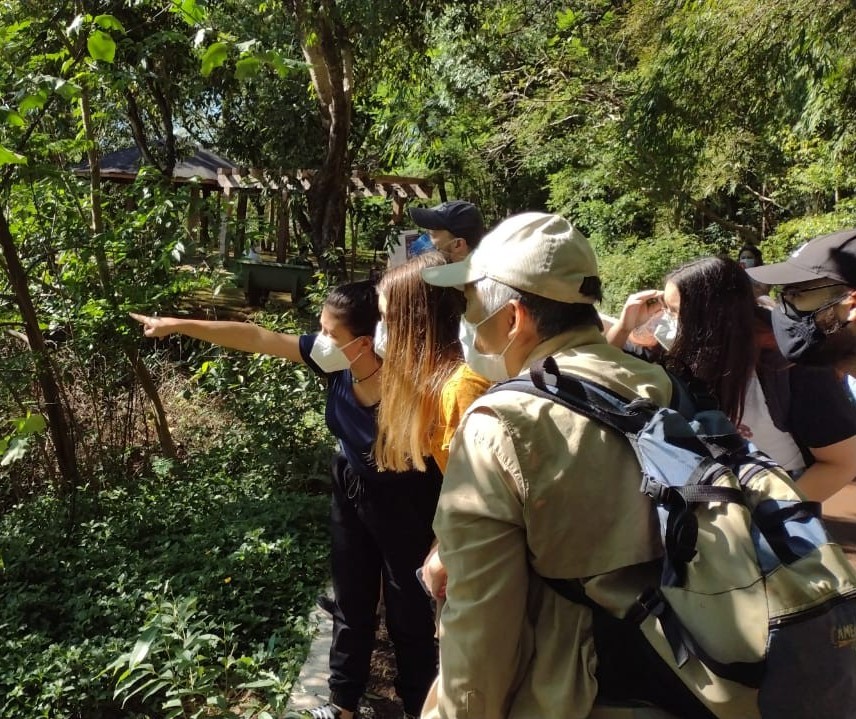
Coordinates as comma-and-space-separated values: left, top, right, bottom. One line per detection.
233, 259, 314, 306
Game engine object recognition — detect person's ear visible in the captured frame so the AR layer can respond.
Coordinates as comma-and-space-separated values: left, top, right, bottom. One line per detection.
507, 299, 529, 337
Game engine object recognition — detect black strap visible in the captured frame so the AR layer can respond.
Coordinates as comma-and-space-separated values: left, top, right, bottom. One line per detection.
541, 576, 599, 611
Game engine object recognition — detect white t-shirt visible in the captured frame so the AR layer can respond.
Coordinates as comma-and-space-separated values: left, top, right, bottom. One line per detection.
738, 372, 806, 473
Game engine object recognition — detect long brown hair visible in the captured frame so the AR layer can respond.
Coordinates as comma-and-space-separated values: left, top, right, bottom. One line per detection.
374, 253, 465, 471
665, 256, 758, 423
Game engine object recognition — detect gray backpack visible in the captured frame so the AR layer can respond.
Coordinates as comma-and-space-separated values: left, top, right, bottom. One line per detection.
496, 355, 856, 719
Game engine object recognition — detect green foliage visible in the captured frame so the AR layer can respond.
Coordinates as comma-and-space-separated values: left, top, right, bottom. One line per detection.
762, 199, 856, 264
0, 460, 329, 718
0, 412, 46, 467
597, 231, 712, 315
171, 310, 332, 487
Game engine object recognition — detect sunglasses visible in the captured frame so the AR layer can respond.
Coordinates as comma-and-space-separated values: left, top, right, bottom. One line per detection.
780, 283, 849, 318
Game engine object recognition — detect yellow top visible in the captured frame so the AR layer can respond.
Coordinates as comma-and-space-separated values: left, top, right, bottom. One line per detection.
431, 363, 492, 473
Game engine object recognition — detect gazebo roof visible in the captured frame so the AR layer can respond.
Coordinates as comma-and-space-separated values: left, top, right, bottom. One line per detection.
74, 145, 238, 187
74, 146, 435, 201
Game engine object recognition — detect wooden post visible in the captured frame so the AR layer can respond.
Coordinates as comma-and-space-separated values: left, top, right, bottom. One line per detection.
218, 186, 233, 259
200, 188, 211, 247
187, 185, 201, 247
276, 189, 290, 263
235, 191, 249, 258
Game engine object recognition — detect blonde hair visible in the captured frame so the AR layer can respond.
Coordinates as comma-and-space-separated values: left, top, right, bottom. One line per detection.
375, 253, 464, 471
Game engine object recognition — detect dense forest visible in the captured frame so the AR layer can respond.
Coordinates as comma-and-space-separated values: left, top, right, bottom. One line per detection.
2, 1, 856, 716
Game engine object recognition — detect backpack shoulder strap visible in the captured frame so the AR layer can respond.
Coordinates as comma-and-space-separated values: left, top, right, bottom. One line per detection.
490, 355, 656, 437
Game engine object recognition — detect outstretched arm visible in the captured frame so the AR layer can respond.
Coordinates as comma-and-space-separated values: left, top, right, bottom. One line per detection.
129, 313, 304, 363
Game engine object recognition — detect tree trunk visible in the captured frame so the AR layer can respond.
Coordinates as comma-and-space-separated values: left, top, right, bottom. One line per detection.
0, 209, 81, 491
81, 86, 178, 459
290, 0, 354, 275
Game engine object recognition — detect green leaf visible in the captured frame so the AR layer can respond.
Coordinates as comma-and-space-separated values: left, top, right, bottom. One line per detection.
556, 9, 577, 31
52, 78, 82, 101
0, 145, 27, 166
171, 0, 208, 26
13, 413, 46, 435
129, 625, 159, 670
87, 29, 116, 63
200, 42, 229, 77
0, 108, 24, 127
93, 14, 125, 33
235, 57, 261, 81
18, 414, 48, 434
19, 91, 48, 113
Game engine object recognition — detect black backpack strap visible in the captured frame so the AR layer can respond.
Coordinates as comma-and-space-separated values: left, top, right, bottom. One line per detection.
492, 355, 655, 437
627, 588, 765, 688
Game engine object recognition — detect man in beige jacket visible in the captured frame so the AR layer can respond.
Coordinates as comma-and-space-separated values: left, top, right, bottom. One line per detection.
419, 213, 744, 719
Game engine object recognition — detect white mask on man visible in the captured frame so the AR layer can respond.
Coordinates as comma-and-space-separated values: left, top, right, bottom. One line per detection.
310, 333, 363, 373
458, 306, 516, 382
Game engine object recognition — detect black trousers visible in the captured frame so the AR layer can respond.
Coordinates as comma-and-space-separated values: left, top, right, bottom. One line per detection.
327, 454, 441, 715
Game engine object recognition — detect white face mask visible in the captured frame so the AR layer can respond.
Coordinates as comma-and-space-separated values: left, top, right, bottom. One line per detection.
739, 257, 756, 269
310, 333, 363, 373
652, 311, 679, 351
373, 320, 388, 359
459, 305, 516, 382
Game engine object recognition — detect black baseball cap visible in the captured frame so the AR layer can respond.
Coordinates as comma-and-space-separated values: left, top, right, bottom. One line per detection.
747, 228, 856, 287
409, 200, 485, 248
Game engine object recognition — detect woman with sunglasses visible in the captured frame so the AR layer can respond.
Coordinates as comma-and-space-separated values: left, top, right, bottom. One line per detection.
131, 280, 441, 719
608, 256, 856, 502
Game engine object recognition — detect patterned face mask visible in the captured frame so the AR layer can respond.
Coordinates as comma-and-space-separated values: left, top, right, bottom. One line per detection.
652, 311, 679, 351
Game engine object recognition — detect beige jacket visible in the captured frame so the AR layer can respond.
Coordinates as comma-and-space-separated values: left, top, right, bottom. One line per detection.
422, 327, 674, 719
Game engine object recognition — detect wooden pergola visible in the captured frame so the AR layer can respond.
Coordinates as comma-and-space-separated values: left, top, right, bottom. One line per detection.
215, 167, 435, 263
75, 145, 437, 265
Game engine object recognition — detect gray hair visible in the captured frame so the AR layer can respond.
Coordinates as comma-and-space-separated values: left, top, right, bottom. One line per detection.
473, 277, 522, 315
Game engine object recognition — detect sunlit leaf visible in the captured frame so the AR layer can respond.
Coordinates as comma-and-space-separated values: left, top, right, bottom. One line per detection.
14, 414, 46, 435
129, 626, 159, 670
93, 14, 125, 32
235, 57, 261, 80
0, 145, 27, 166
171, 0, 208, 26
0, 108, 24, 127
87, 29, 116, 63
18, 92, 47, 113
200, 42, 229, 77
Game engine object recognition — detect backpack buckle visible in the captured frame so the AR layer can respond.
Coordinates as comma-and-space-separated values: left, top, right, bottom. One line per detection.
627, 587, 665, 624
643, 479, 671, 505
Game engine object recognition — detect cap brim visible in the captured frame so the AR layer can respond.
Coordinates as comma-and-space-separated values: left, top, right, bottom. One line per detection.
421, 257, 485, 288
409, 207, 446, 231
746, 262, 827, 285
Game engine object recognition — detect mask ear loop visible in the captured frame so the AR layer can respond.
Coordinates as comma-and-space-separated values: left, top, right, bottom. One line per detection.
816, 293, 853, 335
